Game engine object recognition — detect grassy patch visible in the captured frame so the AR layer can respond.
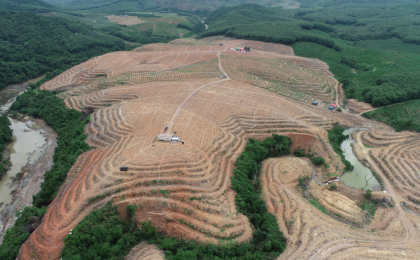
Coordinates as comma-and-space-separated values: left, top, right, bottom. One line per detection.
309, 198, 330, 215
358, 199, 377, 217
363, 143, 375, 148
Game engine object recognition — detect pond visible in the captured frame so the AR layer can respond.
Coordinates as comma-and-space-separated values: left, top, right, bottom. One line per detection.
340, 128, 380, 191
0, 118, 47, 213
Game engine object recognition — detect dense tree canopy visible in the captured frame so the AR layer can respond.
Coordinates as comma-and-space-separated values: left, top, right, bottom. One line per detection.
0, 115, 13, 179
0, 11, 126, 90
362, 100, 420, 132
328, 127, 353, 172
0, 0, 57, 13
0, 10, 178, 90
201, 4, 337, 48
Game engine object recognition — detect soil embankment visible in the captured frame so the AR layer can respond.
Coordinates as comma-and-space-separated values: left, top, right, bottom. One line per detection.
0, 118, 57, 244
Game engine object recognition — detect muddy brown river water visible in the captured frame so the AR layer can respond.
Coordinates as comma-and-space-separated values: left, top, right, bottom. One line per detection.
0, 118, 47, 220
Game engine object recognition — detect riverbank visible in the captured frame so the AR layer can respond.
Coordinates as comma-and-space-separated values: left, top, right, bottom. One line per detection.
0, 85, 27, 115
0, 117, 57, 244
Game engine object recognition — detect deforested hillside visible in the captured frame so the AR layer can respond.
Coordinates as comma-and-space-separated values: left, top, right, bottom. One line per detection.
5, 37, 418, 260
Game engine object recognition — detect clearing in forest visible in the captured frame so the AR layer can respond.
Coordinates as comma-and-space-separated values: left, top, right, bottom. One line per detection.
107, 15, 147, 26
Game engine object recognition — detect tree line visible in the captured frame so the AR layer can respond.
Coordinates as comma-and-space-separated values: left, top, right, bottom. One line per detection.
0, 115, 13, 180
328, 126, 353, 172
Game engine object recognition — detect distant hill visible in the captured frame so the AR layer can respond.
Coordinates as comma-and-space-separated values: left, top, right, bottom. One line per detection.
0, 9, 178, 90
0, 0, 57, 12
298, 0, 415, 8
0, 11, 127, 90
43, 0, 297, 13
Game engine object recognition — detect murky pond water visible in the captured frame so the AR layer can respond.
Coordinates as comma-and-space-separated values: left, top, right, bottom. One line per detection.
340, 128, 380, 190
0, 118, 47, 212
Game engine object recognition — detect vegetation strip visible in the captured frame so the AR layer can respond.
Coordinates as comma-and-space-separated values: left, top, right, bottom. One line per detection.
0, 115, 13, 179
328, 126, 354, 172
61, 134, 291, 259
0, 90, 90, 260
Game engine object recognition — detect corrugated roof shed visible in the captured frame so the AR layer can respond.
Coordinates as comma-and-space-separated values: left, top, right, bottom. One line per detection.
158, 134, 173, 141
171, 136, 180, 143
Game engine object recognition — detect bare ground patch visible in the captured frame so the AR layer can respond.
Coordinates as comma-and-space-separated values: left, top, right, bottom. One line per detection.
107, 15, 147, 26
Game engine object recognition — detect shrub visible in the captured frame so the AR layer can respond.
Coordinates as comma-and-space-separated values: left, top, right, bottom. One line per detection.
329, 183, 337, 190
293, 148, 306, 157
358, 198, 376, 216
365, 189, 372, 200
327, 127, 353, 172
312, 157, 325, 166
298, 176, 310, 187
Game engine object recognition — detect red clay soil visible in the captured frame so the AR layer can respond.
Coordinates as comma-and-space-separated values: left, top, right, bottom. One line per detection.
17, 37, 420, 260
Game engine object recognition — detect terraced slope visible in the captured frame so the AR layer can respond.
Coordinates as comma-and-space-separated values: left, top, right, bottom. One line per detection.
17, 38, 420, 260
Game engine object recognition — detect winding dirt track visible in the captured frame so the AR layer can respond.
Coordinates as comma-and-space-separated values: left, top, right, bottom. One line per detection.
17, 38, 420, 260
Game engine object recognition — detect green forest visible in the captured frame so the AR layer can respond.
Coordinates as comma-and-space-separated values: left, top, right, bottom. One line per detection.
202, 3, 420, 131
0, 10, 181, 90
0, 0, 57, 13
61, 134, 291, 260
362, 100, 420, 132
0, 115, 13, 180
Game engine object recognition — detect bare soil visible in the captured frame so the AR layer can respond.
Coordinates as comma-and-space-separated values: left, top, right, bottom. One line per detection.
347, 98, 375, 113
107, 15, 147, 26
125, 242, 163, 260
16, 37, 420, 260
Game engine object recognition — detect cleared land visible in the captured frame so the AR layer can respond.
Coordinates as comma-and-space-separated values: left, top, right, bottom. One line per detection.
107, 15, 146, 26
17, 38, 420, 259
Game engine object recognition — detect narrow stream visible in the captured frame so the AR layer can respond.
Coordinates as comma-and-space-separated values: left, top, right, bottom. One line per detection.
0, 118, 47, 212
340, 128, 380, 191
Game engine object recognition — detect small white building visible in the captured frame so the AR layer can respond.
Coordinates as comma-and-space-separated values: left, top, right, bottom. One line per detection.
158, 134, 180, 143
171, 136, 180, 143
158, 134, 173, 142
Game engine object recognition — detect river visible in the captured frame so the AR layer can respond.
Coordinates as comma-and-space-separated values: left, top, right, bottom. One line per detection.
340, 128, 380, 191
0, 118, 47, 214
